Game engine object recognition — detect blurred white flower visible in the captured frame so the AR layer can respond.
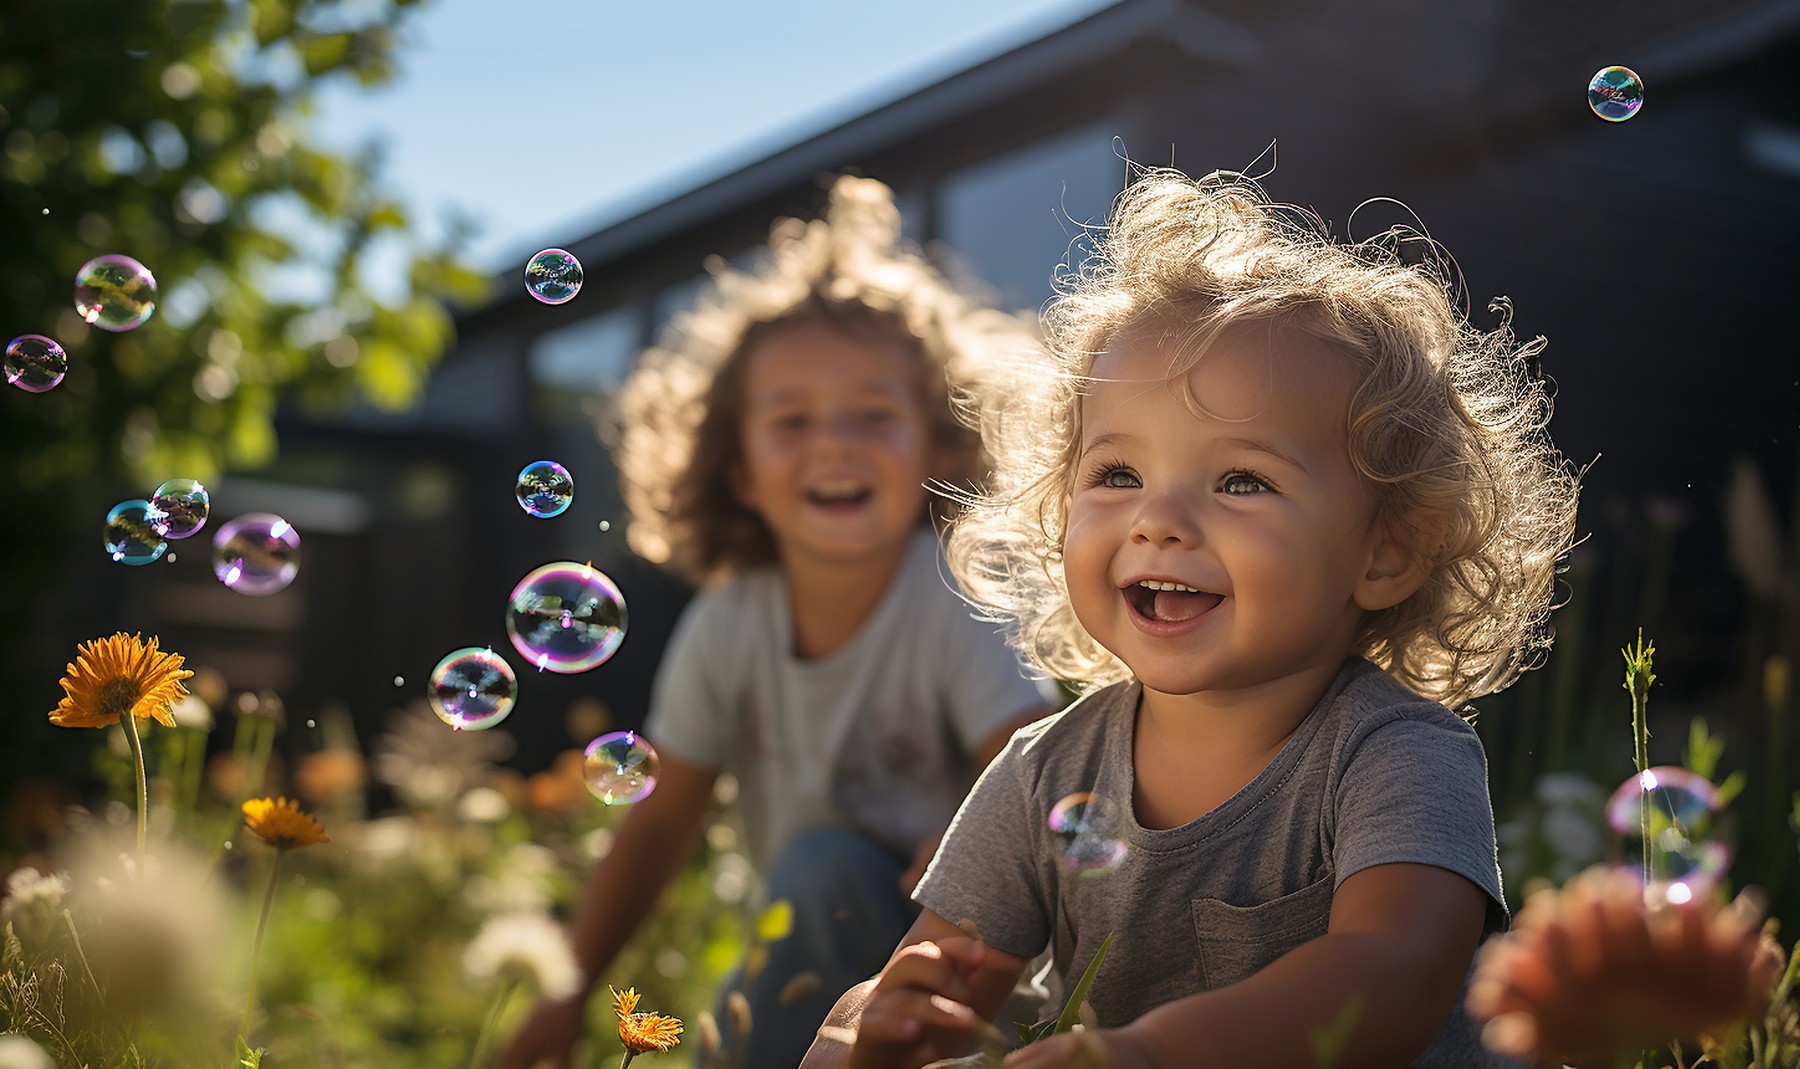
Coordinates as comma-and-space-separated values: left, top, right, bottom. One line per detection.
1, 867, 70, 919
456, 786, 510, 824
465, 843, 560, 913
168, 693, 214, 731
0, 1034, 55, 1069
462, 912, 580, 999
1534, 772, 1603, 809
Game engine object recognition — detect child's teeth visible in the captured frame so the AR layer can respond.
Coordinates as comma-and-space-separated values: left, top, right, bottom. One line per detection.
1138, 580, 1200, 593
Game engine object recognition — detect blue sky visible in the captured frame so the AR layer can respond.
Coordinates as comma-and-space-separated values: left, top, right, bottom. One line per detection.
308, 0, 1118, 274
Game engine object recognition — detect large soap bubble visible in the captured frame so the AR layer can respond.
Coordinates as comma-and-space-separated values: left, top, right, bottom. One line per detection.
427, 647, 518, 731
505, 561, 627, 673
212, 513, 301, 595
74, 254, 158, 331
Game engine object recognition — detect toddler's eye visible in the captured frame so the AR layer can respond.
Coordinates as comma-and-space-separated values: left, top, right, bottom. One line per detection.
1219, 470, 1271, 495
1097, 466, 1140, 490
856, 408, 897, 426
773, 413, 809, 431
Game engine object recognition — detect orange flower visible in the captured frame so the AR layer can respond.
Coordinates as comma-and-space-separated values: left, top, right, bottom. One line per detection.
241, 797, 329, 850
48, 633, 194, 729
611, 985, 683, 1055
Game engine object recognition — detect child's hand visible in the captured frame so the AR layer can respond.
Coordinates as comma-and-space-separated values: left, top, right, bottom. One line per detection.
1467, 865, 1780, 1066
848, 934, 991, 1069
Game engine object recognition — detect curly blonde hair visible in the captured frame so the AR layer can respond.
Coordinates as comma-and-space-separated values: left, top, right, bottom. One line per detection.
613, 175, 1038, 587
945, 168, 1579, 708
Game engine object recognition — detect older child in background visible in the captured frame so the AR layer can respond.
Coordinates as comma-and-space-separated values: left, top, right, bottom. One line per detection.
502, 176, 1051, 1069
805, 167, 1581, 1069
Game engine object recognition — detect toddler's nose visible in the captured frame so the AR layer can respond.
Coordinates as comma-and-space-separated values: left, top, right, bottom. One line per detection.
1130, 490, 1200, 545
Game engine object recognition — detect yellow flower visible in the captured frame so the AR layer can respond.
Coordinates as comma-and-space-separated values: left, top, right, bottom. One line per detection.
47, 633, 194, 729
610, 985, 683, 1055
241, 797, 329, 850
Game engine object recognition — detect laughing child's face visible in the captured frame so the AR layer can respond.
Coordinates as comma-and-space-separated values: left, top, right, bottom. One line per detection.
732, 318, 937, 570
1062, 324, 1408, 703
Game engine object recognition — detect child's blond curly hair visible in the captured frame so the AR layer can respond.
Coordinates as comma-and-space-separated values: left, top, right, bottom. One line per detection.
613, 175, 1038, 587
945, 168, 1580, 708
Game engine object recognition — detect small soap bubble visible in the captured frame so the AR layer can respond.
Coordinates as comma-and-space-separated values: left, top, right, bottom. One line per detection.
1588, 66, 1644, 122
5, 334, 68, 392
524, 248, 582, 305
598, 519, 611, 532
583, 730, 659, 805
1606, 766, 1729, 907
105, 499, 169, 565
305, 719, 316, 729
392, 675, 404, 687
165, 552, 177, 563
427, 647, 518, 730
74, 254, 158, 331
41, 207, 49, 215
515, 460, 574, 518
1049, 792, 1127, 877
150, 477, 210, 539
505, 561, 628, 673
212, 512, 300, 595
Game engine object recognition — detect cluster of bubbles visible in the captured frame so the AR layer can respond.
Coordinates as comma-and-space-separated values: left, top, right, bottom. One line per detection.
212, 513, 302, 595
1049, 792, 1128, 877
516, 460, 574, 518
524, 248, 583, 305
505, 561, 628, 673
426, 647, 519, 731
1588, 66, 1644, 123
6, 254, 158, 396
103, 478, 211, 565
583, 730, 660, 805
1605, 766, 1728, 907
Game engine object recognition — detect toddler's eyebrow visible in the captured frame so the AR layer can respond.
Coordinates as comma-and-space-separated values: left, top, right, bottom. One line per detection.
1217, 436, 1308, 473
1079, 431, 1135, 456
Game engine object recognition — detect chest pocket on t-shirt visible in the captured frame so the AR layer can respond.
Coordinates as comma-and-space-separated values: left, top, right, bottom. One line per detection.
1191, 874, 1334, 989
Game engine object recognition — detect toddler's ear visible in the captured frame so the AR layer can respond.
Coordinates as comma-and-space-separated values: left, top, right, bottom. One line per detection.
1354, 513, 1437, 612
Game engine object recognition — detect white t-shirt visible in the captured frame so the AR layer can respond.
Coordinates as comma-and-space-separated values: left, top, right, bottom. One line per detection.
643, 529, 1050, 874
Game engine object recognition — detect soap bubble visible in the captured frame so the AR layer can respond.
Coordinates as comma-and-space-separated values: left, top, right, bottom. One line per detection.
1606, 766, 1730, 906
584, 730, 659, 805
150, 478, 209, 539
1049, 792, 1127, 877
212, 513, 301, 595
505, 561, 627, 673
5, 335, 68, 392
1588, 66, 1644, 122
427, 647, 518, 731
74, 254, 158, 331
524, 248, 582, 305
104, 500, 169, 565
515, 460, 574, 518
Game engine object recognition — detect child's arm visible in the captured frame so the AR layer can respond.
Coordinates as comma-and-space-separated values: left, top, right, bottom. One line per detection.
802, 908, 1029, 1069
1007, 863, 1486, 1069
499, 752, 719, 1069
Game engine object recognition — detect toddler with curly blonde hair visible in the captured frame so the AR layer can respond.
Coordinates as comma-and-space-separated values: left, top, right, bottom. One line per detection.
504, 176, 1051, 1069
807, 167, 1579, 1069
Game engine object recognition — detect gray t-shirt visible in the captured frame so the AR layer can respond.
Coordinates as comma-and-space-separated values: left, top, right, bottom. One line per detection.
644, 529, 1051, 875
915, 658, 1518, 1067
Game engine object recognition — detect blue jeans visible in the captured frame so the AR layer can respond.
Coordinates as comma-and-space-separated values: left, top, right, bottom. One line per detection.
715, 825, 916, 1069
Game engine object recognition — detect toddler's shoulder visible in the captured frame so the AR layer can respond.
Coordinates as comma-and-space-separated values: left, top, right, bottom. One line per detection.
1328, 660, 1483, 754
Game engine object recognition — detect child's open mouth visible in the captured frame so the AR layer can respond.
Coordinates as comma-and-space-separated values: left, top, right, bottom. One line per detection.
805, 483, 872, 509
1123, 579, 1223, 623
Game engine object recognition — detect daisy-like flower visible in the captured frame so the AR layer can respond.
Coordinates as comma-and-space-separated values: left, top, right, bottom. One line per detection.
611, 985, 683, 1063
47, 632, 193, 729
241, 796, 330, 850
462, 912, 580, 1000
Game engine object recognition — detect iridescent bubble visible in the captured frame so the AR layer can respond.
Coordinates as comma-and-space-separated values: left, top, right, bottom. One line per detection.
212, 513, 301, 595
1588, 66, 1644, 122
515, 460, 574, 518
583, 730, 659, 805
104, 499, 169, 565
150, 478, 210, 539
5, 335, 68, 393
427, 647, 518, 731
524, 248, 582, 305
1605, 766, 1729, 906
505, 561, 627, 673
74, 254, 158, 331
1049, 792, 1127, 877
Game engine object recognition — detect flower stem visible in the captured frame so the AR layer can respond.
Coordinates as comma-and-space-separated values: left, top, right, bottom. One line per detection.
241, 847, 285, 1039
467, 977, 520, 1069
119, 709, 148, 871
619, 1053, 635, 1069
1622, 632, 1656, 881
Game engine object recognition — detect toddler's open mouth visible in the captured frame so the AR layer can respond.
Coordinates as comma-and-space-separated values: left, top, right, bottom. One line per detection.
806, 483, 872, 508
1123, 579, 1223, 623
